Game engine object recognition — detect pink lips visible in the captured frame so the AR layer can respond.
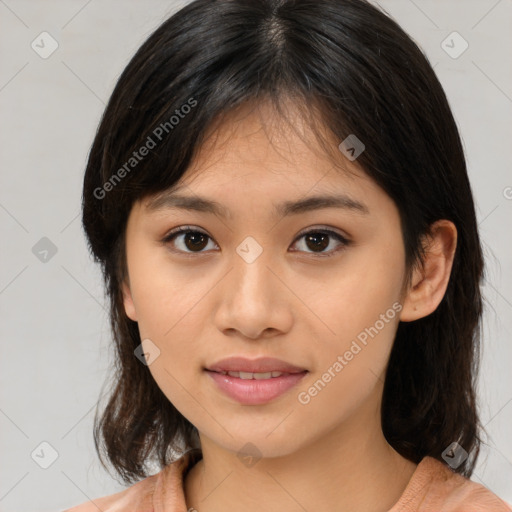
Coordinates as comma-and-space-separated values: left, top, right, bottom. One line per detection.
204, 356, 308, 405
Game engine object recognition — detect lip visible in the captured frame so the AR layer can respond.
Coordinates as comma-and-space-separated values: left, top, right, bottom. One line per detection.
205, 356, 307, 374
206, 369, 308, 405
204, 357, 308, 405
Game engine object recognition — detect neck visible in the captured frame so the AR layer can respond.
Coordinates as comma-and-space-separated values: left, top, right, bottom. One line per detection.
184, 394, 417, 512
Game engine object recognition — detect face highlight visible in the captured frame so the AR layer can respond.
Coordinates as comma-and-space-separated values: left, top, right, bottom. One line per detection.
121, 103, 410, 459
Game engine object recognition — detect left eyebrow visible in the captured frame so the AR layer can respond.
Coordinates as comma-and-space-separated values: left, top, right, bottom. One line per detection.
145, 191, 370, 218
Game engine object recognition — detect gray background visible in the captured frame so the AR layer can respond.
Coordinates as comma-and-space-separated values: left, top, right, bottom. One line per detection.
0, 1, 511, 510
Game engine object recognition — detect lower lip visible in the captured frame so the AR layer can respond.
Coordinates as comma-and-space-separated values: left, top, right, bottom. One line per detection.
205, 370, 308, 405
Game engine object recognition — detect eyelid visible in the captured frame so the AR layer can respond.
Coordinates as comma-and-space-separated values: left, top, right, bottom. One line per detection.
293, 225, 350, 242
163, 225, 209, 239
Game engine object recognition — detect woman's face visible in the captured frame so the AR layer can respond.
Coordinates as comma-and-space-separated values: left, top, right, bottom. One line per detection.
122, 103, 409, 458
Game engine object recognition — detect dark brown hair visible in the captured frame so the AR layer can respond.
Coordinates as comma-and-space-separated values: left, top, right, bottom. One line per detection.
82, 0, 484, 485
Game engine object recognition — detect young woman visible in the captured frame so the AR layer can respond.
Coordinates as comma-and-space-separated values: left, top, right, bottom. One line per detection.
66, 0, 511, 510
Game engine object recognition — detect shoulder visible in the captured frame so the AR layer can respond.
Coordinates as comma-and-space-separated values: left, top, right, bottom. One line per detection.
63, 449, 201, 512
391, 456, 511, 512
62, 472, 159, 512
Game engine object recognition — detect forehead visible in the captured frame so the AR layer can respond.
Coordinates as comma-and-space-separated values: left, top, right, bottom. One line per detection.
184, 99, 358, 180
142, 100, 382, 214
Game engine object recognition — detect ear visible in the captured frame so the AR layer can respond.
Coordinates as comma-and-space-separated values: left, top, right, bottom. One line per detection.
121, 279, 138, 322
400, 220, 457, 322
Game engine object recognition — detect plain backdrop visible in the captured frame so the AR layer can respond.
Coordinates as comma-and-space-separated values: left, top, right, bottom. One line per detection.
0, 1, 511, 510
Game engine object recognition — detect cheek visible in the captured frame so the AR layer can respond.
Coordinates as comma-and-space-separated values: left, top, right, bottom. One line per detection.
126, 247, 213, 406
294, 307, 400, 428
308, 243, 405, 347
298, 241, 404, 404
127, 244, 210, 338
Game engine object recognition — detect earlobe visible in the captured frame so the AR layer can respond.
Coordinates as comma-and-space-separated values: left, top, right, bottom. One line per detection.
400, 220, 457, 322
121, 280, 138, 322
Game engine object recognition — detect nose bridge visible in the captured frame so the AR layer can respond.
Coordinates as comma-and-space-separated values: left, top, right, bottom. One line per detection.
231, 234, 276, 306
214, 234, 291, 338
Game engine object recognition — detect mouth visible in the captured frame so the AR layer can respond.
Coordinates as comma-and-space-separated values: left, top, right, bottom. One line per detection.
204, 357, 308, 405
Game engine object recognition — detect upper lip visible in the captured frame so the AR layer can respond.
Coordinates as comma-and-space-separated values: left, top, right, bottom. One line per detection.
205, 357, 307, 374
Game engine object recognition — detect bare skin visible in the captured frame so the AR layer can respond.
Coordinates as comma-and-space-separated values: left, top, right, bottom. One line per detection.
121, 101, 457, 512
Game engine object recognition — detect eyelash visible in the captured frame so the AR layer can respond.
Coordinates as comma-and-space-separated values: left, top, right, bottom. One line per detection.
161, 225, 351, 258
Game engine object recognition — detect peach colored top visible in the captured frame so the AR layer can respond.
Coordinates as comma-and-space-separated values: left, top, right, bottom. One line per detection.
64, 450, 511, 512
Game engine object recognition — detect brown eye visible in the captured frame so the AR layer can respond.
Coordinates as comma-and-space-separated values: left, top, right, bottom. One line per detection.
290, 228, 350, 257
182, 231, 209, 251
304, 232, 329, 252
163, 227, 216, 253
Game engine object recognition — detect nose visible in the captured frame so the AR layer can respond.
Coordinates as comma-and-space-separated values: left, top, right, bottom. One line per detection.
213, 243, 294, 340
